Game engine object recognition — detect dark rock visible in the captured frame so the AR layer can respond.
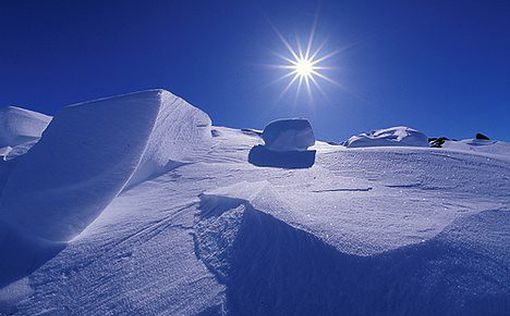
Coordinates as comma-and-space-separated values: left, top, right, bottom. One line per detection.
241, 128, 262, 137
475, 133, 490, 140
428, 137, 449, 148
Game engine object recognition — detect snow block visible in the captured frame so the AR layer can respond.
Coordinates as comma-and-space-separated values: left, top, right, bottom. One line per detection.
262, 119, 315, 152
0, 89, 211, 242
345, 126, 429, 148
248, 118, 316, 169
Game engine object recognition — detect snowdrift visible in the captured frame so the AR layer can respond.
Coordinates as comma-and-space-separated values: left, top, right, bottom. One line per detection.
249, 119, 316, 168
442, 138, 510, 158
345, 126, 429, 148
0, 89, 211, 242
196, 184, 510, 315
0, 106, 52, 160
0, 106, 51, 148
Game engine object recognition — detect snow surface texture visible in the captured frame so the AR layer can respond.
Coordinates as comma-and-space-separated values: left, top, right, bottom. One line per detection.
0, 90, 509, 315
443, 138, 510, 158
0, 90, 211, 242
0, 106, 52, 160
249, 118, 316, 168
345, 126, 430, 148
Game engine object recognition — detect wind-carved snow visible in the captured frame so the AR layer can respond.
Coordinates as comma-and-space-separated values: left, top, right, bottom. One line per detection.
442, 138, 510, 159
0, 89, 211, 242
0, 91, 509, 315
249, 119, 316, 168
262, 119, 315, 152
345, 126, 429, 148
0, 106, 52, 160
194, 182, 510, 315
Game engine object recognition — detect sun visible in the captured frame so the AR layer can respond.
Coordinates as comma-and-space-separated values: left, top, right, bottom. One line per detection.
293, 57, 314, 78
268, 16, 340, 99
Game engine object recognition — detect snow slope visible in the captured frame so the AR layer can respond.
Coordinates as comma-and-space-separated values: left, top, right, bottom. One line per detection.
442, 138, 510, 159
345, 126, 429, 148
0, 89, 211, 242
0, 91, 509, 315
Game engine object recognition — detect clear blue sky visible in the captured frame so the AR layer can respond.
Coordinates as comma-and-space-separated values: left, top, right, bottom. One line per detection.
1, 0, 509, 142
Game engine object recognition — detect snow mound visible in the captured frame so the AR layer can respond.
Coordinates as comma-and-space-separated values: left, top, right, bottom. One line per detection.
345, 126, 429, 148
249, 119, 316, 168
442, 138, 510, 157
0, 89, 211, 242
262, 118, 315, 152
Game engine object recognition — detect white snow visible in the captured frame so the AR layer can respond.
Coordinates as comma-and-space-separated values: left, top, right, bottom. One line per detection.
0, 89, 211, 242
262, 118, 315, 152
0, 91, 509, 315
442, 138, 510, 159
248, 119, 316, 168
0, 106, 51, 148
345, 126, 429, 148
0, 147, 12, 160
0, 106, 52, 160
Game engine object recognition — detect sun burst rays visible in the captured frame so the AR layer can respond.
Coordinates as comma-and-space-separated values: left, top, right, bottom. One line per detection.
269, 17, 340, 100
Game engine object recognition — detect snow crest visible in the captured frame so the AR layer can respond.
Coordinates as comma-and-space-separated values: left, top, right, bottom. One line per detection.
0, 106, 52, 160
194, 184, 510, 315
442, 138, 510, 158
0, 89, 211, 242
345, 126, 429, 148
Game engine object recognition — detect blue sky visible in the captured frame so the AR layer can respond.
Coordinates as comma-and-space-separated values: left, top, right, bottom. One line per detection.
1, 0, 509, 141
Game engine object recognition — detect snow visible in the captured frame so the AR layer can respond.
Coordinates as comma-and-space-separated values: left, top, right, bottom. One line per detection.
0, 91, 509, 315
442, 138, 510, 159
249, 119, 316, 168
0, 89, 211, 242
0, 278, 33, 314
261, 118, 315, 152
345, 126, 429, 148
0, 106, 51, 148
0, 147, 11, 160
0, 106, 52, 160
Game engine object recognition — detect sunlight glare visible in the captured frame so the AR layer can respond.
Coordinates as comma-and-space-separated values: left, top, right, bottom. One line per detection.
294, 58, 314, 78
269, 16, 340, 100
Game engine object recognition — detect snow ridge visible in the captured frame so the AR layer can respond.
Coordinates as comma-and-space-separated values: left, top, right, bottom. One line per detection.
0, 89, 211, 242
194, 191, 510, 315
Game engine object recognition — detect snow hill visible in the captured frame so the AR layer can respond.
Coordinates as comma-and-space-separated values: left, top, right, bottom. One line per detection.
0, 90, 509, 315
